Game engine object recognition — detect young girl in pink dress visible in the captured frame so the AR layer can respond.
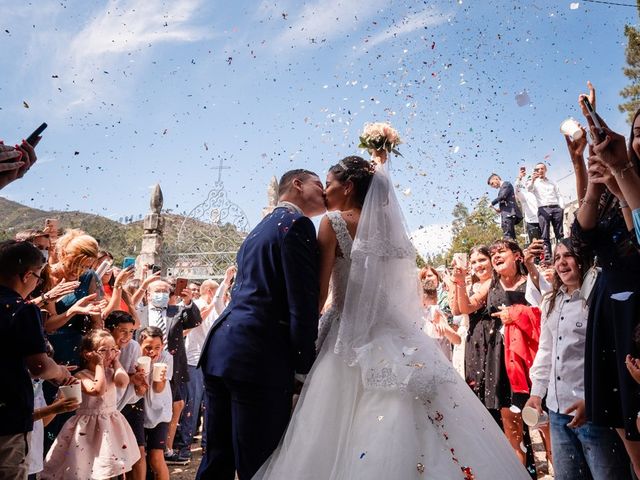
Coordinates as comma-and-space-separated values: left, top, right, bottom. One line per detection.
42, 329, 141, 479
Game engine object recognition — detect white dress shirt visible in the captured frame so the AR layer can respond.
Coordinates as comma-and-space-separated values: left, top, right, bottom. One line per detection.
514, 178, 539, 224
529, 287, 587, 413
147, 306, 168, 344
527, 177, 565, 209
185, 287, 226, 366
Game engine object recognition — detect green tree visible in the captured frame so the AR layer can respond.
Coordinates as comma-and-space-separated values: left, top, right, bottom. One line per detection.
619, 2, 640, 123
451, 202, 469, 238
447, 196, 502, 259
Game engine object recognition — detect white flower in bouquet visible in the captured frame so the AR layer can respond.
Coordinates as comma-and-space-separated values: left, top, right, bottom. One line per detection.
358, 122, 402, 156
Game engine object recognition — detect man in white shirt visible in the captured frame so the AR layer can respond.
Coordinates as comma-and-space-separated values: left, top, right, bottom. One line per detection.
514, 166, 541, 244
527, 162, 565, 262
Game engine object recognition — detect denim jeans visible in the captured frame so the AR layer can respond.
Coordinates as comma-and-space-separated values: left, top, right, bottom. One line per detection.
549, 410, 631, 480
176, 364, 205, 456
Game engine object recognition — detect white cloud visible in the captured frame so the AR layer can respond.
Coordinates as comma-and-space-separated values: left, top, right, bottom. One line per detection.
411, 223, 452, 259
271, 2, 451, 53
273, 0, 386, 48
363, 7, 451, 49
69, 0, 209, 58
57, 0, 212, 108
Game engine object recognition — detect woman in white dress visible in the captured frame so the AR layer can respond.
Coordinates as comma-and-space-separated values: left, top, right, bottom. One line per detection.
254, 151, 529, 479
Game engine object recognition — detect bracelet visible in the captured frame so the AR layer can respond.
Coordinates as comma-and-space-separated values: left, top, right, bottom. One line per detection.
42, 293, 50, 303
619, 200, 629, 209
612, 161, 636, 179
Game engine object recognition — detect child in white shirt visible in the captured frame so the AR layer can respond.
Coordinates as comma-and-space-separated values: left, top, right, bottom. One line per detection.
138, 326, 173, 480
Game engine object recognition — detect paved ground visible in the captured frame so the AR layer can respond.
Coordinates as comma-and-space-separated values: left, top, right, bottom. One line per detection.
171, 432, 553, 479
169, 439, 203, 479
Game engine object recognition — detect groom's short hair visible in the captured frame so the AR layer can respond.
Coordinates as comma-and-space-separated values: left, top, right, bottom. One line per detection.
278, 169, 318, 198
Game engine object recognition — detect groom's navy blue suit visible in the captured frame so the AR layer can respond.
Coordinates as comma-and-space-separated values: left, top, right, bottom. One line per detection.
196, 205, 319, 480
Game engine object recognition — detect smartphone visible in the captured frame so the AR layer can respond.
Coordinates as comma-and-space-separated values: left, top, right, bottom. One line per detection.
122, 257, 136, 269
26, 122, 47, 146
44, 218, 59, 235
581, 98, 606, 141
175, 277, 188, 295
453, 252, 468, 269
151, 264, 162, 274
95, 259, 112, 278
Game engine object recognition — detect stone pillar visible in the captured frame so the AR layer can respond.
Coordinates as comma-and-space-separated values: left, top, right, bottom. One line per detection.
262, 176, 279, 217
136, 184, 165, 277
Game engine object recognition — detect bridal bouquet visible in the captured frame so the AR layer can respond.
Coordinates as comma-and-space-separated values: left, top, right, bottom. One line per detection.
358, 122, 402, 156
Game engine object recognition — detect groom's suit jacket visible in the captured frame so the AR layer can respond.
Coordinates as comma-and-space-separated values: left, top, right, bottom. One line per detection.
199, 206, 320, 388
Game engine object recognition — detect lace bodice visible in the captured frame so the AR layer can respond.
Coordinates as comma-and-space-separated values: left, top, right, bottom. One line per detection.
326, 211, 353, 312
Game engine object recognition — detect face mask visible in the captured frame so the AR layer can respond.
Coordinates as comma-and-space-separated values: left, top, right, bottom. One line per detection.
40, 249, 49, 263
150, 292, 169, 308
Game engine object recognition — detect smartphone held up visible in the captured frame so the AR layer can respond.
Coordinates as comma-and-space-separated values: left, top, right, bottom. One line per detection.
581, 97, 606, 142
26, 122, 47, 146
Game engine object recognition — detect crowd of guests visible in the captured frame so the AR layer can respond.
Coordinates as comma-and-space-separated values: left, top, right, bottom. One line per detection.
0, 213, 235, 478
2, 81, 640, 480
420, 84, 640, 479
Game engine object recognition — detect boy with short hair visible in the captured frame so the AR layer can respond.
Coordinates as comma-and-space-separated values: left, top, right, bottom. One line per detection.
138, 326, 173, 480
0, 240, 73, 479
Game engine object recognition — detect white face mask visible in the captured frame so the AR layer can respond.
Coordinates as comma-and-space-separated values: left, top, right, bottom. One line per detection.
40, 249, 49, 263
150, 292, 169, 308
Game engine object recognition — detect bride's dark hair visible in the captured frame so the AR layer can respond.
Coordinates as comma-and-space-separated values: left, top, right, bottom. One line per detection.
328, 156, 375, 208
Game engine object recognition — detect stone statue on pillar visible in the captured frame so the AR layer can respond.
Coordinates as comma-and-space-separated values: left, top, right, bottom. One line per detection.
262, 176, 279, 217
136, 184, 165, 277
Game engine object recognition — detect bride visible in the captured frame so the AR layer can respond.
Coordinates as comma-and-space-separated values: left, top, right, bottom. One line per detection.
254, 150, 530, 479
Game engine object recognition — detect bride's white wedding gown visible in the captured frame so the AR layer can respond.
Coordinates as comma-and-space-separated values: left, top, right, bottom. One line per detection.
254, 168, 530, 480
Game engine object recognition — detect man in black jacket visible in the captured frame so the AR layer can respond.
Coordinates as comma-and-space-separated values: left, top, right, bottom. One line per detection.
488, 173, 522, 240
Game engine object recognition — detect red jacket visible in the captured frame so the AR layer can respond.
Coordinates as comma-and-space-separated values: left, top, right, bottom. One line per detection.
504, 304, 541, 394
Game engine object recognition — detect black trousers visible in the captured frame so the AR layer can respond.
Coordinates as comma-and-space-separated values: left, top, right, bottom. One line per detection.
500, 214, 517, 240
196, 375, 292, 480
537, 205, 564, 260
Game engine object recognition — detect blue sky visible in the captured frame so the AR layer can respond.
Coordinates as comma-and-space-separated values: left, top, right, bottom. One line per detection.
0, 0, 637, 255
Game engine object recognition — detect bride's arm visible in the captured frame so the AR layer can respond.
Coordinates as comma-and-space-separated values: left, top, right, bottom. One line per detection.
317, 215, 337, 312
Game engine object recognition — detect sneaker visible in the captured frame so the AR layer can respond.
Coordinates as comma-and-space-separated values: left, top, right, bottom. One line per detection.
178, 450, 192, 463
165, 451, 189, 465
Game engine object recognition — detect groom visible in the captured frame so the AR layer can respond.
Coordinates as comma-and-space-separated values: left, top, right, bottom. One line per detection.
196, 169, 326, 480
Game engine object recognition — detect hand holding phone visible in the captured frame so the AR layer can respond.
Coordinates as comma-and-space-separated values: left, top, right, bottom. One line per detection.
26, 123, 47, 147
581, 97, 606, 142
44, 218, 59, 236
175, 277, 188, 296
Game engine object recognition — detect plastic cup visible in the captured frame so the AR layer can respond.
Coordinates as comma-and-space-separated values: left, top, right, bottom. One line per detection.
560, 118, 583, 141
136, 356, 151, 375
522, 406, 549, 428
59, 382, 82, 403
152, 362, 168, 382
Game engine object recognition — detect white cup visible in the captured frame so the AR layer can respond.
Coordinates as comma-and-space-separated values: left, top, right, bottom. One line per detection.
136, 356, 151, 375
560, 117, 584, 141
522, 406, 549, 428
152, 362, 168, 382
59, 382, 82, 403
